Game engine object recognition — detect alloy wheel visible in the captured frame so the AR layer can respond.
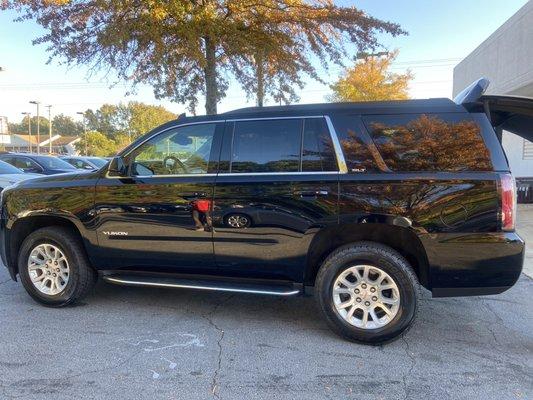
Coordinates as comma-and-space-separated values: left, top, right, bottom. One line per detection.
332, 264, 400, 330
27, 243, 70, 296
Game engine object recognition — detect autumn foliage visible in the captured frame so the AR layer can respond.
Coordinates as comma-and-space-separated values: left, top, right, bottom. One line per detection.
3, 0, 406, 114
330, 51, 412, 102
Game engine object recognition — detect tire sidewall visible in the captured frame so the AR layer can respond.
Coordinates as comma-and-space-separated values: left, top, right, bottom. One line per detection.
18, 230, 82, 306
317, 244, 418, 343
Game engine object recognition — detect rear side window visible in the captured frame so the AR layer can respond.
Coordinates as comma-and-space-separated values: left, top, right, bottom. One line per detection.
363, 113, 493, 172
228, 118, 338, 173
301, 118, 337, 172
231, 119, 302, 173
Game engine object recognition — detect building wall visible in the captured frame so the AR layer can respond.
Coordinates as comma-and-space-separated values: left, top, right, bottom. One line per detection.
453, 0, 533, 178
502, 132, 533, 177
453, 1, 533, 97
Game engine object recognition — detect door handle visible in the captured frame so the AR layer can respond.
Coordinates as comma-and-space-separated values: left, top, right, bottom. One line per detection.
295, 190, 329, 198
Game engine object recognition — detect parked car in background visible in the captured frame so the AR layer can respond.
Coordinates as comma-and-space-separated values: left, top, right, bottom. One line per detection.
0, 160, 43, 190
0, 153, 78, 175
0, 78, 527, 345
61, 156, 109, 171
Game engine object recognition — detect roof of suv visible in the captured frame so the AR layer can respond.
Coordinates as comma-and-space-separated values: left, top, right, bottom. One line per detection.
171, 98, 466, 126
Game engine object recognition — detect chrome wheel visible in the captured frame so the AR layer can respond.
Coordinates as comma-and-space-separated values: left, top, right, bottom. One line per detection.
226, 214, 249, 228
27, 243, 70, 296
332, 265, 400, 330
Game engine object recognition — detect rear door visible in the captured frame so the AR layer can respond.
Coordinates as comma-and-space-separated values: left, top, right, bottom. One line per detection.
212, 117, 341, 282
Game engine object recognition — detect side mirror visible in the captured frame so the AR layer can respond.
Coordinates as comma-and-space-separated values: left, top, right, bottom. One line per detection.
108, 156, 127, 177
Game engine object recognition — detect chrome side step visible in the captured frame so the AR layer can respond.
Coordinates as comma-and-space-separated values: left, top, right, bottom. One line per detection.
103, 274, 301, 296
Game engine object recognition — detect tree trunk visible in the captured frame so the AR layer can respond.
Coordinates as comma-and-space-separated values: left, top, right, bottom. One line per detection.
204, 37, 218, 115
256, 53, 265, 107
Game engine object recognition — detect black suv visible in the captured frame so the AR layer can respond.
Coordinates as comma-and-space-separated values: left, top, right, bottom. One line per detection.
0, 79, 528, 344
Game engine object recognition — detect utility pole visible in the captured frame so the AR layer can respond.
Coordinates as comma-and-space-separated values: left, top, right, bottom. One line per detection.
29, 101, 41, 154
21, 112, 32, 153
77, 111, 87, 156
46, 105, 53, 154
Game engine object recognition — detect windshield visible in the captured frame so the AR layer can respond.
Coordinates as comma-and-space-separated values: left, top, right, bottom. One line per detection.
0, 160, 23, 174
88, 157, 108, 167
33, 156, 76, 170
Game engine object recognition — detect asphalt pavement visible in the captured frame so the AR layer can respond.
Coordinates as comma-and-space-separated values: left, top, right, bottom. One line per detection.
0, 207, 532, 400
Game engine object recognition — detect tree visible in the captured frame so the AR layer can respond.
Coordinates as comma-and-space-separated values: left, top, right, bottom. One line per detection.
52, 114, 84, 136
329, 51, 413, 102
8, 115, 49, 136
4, 1, 405, 114
76, 131, 118, 157
84, 101, 176, 142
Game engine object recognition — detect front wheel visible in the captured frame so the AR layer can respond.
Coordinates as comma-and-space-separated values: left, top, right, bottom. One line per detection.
18, 226, 97, 307
315, 242, 419, 344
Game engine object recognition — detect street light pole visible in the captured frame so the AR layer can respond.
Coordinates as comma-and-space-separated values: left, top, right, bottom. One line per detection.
46, 105, 53, 154
21, 112, 32, 153
77, 111, 87, 156
29, 101, 41, 154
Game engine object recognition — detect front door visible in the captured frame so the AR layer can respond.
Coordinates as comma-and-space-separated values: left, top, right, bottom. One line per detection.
212, 117, 340, 282
93, 122, 223, 273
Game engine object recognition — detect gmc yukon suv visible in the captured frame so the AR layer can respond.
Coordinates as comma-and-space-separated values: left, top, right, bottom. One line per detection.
0, 79, 528, 344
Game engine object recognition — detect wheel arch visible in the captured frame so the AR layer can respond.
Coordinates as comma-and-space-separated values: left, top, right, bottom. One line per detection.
305, 223, 430, 289
7, 214, 88, 279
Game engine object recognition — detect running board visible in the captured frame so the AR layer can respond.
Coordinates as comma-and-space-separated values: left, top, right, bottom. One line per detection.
103, 274, 302, 296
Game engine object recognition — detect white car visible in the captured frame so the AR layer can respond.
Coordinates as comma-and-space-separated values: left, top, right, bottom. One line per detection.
0, 160, 43, 190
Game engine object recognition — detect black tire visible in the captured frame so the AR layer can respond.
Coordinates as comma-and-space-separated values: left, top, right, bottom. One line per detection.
315, 241, 419, 345
18, 226, 97, 307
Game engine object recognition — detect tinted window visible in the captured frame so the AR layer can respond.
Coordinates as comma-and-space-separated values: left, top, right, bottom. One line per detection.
88, 157, 107, 167
0, 160, 23, 174
131, 123, 216, 175
301, 119, 337, 172
332, 115, 380, 173
12, 157, 42, 171
231, 119, 302, 173
363, 114, 493, 172
32, 156, 76, 170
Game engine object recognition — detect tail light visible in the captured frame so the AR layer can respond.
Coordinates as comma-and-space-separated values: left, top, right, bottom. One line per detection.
499, 173, 516, 231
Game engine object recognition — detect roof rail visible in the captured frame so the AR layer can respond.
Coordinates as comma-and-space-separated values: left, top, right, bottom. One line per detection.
453, 77, 490, 105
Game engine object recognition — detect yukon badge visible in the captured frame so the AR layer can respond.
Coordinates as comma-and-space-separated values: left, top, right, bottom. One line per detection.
102, 231, 129, 236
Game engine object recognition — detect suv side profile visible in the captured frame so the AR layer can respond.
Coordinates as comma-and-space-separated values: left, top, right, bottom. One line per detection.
0, 79, 527, 344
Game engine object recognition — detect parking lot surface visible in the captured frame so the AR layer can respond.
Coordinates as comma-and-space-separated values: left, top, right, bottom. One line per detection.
0, 208, 532, 400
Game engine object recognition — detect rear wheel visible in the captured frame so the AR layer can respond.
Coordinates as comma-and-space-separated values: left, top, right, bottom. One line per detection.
18, 226, 97, 307
315, 242, 419, 344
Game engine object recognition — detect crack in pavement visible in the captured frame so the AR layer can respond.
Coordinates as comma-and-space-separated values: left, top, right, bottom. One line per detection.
203, 295, 234, 399
401, 337, 416, 400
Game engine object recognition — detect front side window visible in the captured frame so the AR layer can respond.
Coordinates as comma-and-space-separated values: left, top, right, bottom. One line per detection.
131, 123, 216, 176
363, 114, 493, 172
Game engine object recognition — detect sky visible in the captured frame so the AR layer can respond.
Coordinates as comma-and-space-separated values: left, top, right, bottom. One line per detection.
0, 0, 530, 124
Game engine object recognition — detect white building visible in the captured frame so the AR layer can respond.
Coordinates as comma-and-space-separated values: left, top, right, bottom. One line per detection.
453, 1, 533, 180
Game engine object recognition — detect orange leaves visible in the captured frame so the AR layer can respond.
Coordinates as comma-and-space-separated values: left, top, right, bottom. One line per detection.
330, 51, 413, 102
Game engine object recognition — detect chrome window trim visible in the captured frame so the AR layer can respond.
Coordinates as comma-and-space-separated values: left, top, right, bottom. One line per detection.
217, 171, 340, 177
105, 114, 347, 179
131, 173, 218, 179
225, 115, 323, 122
324, 115, 348, 174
